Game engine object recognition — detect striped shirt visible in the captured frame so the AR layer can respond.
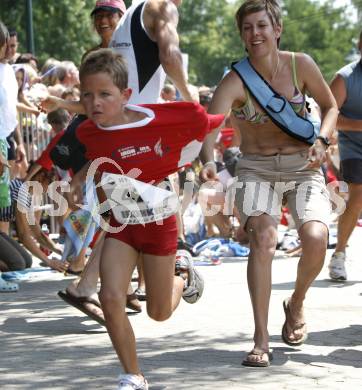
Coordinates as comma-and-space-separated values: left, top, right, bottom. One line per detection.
0, 179, 32, 222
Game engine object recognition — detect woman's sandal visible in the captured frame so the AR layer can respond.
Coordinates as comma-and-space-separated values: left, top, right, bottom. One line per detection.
242, 349, 273, 367
282, 298, 308, 346
0, 277, 19, 292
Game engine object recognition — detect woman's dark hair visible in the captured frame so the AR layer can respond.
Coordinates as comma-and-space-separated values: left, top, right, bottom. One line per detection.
15, 53, 39, 67
0, 21, 9, 48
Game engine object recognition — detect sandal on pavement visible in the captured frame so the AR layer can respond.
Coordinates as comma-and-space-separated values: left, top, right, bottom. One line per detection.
242, 349, 273, 367
0, 277, 19, 292
134, 287, 147, 301
126, 293, 142, 312
282, 298, 308, 346
58, 290, 106, 326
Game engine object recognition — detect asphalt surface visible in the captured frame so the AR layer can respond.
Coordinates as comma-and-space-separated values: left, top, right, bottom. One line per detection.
1, 228, 361, 389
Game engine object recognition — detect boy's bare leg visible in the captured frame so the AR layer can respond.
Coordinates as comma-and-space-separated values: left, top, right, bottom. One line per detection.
99, 238, 140, 374
143, 253, 184, 321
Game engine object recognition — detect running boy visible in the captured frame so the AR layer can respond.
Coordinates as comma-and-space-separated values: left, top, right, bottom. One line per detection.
76, 49, 224, 390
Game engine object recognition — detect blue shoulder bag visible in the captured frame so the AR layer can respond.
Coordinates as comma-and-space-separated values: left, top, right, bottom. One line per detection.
232, 58, 317, 145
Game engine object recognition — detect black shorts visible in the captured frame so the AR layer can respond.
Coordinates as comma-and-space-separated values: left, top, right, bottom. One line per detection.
340, 159, 362, 184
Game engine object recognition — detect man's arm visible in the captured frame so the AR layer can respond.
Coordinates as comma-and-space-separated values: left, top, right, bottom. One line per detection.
40, 96, 85, 114
330, 74, 362, 132
145, 0, 194, 102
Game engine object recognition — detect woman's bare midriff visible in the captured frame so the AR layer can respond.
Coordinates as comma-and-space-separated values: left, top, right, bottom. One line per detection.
233, 116, 310, 156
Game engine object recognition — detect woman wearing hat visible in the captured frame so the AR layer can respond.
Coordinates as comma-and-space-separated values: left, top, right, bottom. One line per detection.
82, 0, 127, 61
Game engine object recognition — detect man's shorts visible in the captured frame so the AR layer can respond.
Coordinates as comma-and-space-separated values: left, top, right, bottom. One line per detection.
105, 214, 178, 256
340, 159, 362, 184
234, 150, 331, 230
338, 132, 362, 184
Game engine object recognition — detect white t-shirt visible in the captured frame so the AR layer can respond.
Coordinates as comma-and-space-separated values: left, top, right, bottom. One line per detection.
0, 63, 18, 138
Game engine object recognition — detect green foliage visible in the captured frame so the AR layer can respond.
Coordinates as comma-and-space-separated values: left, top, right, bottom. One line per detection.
281, 0, 358, 82
179, 0, 243, 86
0, 0, 359, 85
179, 0, 358, 86
0, 0, 99, 67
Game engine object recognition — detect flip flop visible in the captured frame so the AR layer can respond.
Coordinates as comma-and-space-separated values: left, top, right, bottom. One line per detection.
282, 298, 308, 346
58, 290, 106, 326
0, 277, 19, 292
65, 269, 83, 276
242, 349, 273, 367
126, 293, 142, 312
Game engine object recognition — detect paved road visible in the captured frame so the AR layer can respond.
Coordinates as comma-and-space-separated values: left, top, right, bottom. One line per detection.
1, 228, 361, 389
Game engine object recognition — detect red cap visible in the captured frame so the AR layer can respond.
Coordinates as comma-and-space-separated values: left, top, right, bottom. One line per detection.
91, 0, 126, 16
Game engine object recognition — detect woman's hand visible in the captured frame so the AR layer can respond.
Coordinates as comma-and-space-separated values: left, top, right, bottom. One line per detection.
47, 258, 69, 273
199, 161, 218, 182
307, 140, 327, 168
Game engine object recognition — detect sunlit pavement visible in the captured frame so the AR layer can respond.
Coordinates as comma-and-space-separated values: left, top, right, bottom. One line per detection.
1, 227, 361, 389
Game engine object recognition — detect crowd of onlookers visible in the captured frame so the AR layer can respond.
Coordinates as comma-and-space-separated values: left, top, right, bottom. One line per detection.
0, 21, 359, 294
0, 22, 239, 292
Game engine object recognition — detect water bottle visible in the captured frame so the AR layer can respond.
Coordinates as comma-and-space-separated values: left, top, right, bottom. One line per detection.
40, 223, 51, 256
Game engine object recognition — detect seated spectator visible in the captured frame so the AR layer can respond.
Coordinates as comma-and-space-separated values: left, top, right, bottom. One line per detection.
0, 231, 32, 271
0, 166, 68, 272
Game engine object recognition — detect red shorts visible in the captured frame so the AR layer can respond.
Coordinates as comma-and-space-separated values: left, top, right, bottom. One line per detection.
105, 215, 178, 256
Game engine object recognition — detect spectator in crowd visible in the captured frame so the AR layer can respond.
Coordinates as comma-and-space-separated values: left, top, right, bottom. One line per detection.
56, 61, 80, 89
11, 165, 67, 272
15, 52, 39, 72
160, 83, 176, 101
41, 58, 61, 87
0, 24, 23, 292
0, 21, 18, 209
7, 29, 20, 65
25, 109, 72, 181
327, 30, 362, 281
12, 64, 40, 116
201, 0, 338, 367
0, 229, 32, 272
82, 0, 126, 61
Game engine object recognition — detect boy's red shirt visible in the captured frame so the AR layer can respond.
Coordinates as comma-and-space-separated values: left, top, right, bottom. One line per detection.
76, 102, 224, 183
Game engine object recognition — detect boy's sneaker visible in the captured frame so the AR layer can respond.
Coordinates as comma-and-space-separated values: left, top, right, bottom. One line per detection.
328, 252, 347, 281
117, 374, 148, 390
175, 249, 204, 304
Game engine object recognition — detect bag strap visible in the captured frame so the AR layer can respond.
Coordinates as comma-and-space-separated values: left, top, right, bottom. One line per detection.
231, 57, 316, 145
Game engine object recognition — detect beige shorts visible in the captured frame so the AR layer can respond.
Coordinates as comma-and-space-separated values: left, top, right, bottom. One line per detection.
234, 150, 331, 230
